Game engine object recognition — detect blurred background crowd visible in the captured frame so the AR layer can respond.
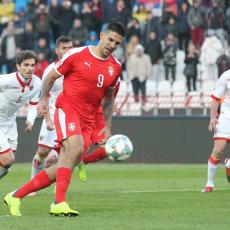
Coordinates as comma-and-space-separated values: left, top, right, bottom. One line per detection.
1, 0, 230, 102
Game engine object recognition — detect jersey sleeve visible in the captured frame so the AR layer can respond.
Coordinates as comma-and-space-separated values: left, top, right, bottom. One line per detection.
211, 74, 227, 101
0, 75, 12, 91
110, 66, 122, 89
54, 50, 74, 76
41, 64, 54, 83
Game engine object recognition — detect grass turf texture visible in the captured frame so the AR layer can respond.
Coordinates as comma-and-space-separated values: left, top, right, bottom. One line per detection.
0, 163, 230, 230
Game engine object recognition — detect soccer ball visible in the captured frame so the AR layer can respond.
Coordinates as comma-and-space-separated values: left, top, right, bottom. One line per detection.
105, 134, 133, 161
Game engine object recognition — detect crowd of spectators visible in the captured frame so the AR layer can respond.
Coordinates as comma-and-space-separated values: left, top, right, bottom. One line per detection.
1, 0, 230, 95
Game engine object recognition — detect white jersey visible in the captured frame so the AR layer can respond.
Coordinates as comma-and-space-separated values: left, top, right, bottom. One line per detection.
42, 62, 63, 119
38, 62, 63, 148
0, 72, 41, 125
211, 70, 230, 113
212, 70, 230, 140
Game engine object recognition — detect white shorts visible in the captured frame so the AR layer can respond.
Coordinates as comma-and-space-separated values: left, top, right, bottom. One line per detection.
0, 122, 18, 153
38, 119, 57, 149
214, 112, 230, 141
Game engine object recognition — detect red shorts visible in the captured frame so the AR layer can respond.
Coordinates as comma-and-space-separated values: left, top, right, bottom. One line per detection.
54, 107, 93, 152
91, 111, 105, 145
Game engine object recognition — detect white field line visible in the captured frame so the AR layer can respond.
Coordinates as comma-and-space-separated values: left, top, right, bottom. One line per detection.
0, 188, 229, 199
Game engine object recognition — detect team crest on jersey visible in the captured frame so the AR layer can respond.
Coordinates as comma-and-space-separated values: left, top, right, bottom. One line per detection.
108, 66, 114, 76
29, 86, 34, 91
68, 122, 76, 132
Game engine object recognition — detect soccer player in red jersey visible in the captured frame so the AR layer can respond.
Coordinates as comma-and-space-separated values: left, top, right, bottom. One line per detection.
4, 22, 125, 217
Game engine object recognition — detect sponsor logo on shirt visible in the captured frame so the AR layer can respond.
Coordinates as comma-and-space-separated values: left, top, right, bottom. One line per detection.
11, 86, 20, 89
68, 122, 76, 132
108, 66, 114, 76
84, 62, 91, 68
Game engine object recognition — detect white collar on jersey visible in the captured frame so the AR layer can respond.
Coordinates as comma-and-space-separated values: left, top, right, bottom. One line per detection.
16, 72, 33, 92
88, 45, 109, 61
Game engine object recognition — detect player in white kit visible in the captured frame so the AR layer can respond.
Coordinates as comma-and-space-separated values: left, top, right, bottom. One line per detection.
202, 69, 230, 192
0, 50, 41, 179
30, 36, 73, 180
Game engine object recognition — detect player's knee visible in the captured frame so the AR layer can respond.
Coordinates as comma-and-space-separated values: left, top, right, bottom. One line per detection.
2, 153, 15, 167
37, 147, 51, 157
212, 149, 224, 158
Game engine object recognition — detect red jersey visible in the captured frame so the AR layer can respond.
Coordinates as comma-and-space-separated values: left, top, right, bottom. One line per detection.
54, 46, 122, 123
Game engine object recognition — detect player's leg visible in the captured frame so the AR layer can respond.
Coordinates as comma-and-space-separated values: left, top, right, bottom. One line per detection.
49, 108, 82, 216
83, 145, 108, 164
50, 135, 82, 216
0, 150, 15, 179
0, 123, 17, 179
31, 147, 51, 179
4, 164, 57, 216
224, 157, 230, 183
202, 139, 227, 192
31, 120, 56, 178
78, 120, 105, 181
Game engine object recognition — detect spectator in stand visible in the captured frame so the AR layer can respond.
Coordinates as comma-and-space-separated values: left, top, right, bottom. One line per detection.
32, 4, 51, 45
161, 2, 177, 36
69, 18, 88, 47
187, 0, 206, 49
199, 34, 224, 81
49, 0, 62, 42
162, 16, 178, 39
36, 37, 52, 62
0, 0, 15, 34
111, 0, 131, 28
34, 51, 50, 79
207, 0, 226, 46
125, 34, 140, 59
183, 43, 199, 92
144, 31, 163, 83
225, 6, 230, 43
216, 53, 230, 77
163, 33, 177, 82
84, 30, 99, 46
177, 1, 191, 52
1, 22, 23, 73
143, 12, 162, 45
59, 0, 76, 36
81, 1, 99, 32
89, 0, 103, 34
126, 17, 141, 42
23, 21, 36, 50
132, 3, 149, 31
102, 0, 116, 24
127, 44, 152, 104
13, 13, 24, 33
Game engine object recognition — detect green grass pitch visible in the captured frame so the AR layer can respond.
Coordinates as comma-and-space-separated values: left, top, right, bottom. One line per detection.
0, 163, 230, 230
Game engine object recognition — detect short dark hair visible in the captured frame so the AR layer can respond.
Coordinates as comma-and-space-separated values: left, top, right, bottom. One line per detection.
16, 50, 37, 65
56, 36, 72, 47
106, 22, 125, 37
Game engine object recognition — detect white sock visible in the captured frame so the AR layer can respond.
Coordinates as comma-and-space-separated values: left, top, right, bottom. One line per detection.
226, 159, 230, 168
31, 153, 45, 179
206, 156, 221, 188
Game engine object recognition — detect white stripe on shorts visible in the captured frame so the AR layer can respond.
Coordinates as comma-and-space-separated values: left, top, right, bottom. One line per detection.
58, 108, 67, 140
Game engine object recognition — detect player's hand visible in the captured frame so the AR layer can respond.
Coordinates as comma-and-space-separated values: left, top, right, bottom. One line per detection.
37, 98, 49, 118
25, 121, 33, 133
98, 126, 111, 144
208, 118, 218, 132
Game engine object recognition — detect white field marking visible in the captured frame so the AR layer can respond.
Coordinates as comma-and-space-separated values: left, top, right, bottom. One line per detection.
0, 215, 11, 218
1, 188, 229, 198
